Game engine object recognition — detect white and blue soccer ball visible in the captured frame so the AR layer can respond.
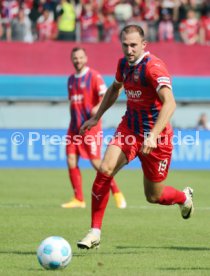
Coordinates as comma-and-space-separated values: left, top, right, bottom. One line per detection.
37, 236, 72, 270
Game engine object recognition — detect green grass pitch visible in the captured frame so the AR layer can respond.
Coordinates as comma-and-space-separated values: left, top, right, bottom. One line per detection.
0, 169, 210, 276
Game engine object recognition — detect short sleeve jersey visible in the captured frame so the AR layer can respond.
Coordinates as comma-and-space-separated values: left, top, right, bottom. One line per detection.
68, 67, 106, 133
115, 52, 173, 136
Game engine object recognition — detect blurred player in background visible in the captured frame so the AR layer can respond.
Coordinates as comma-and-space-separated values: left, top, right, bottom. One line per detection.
61, 47, 126, 209
77, 25, 194, 249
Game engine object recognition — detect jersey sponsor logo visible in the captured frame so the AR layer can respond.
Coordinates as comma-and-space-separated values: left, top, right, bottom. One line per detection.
70, 94, 84, 102
157, 77, 170, 84
125, 89, 142, 99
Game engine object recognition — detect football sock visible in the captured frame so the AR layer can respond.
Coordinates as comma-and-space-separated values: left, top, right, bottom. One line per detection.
110, 178, 120, 194
158, 186, 186, 205
91, 171, 112, 229
91, 228, 101, 237
68, 167, 83, 201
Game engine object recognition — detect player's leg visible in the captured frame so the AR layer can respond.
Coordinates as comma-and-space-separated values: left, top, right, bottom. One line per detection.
77, 145, 128, 249
61, 153, 86, 208
90, 158, 127, 209
143, 176, 194, 219
140, 138, 194, 219
91, 144, 128, 224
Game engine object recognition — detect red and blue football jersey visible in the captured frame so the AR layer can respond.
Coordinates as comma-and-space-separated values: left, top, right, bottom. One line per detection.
115, 52, 173, 136
68, 67, 106, 133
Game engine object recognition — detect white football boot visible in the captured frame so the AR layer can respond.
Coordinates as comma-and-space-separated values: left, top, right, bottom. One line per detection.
77, 230, 100, 249
180, 187, 194, 219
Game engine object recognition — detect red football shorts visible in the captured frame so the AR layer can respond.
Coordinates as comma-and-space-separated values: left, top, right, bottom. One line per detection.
66, 128, 102, 160
109, 123, 173, 182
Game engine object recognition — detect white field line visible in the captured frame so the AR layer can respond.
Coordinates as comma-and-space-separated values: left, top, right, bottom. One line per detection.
0, 204, 209, 210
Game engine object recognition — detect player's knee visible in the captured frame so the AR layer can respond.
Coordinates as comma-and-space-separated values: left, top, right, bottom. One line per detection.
99, 162, 114, 176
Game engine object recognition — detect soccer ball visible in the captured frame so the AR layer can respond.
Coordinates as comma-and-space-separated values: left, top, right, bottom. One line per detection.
37, 236, 72, 270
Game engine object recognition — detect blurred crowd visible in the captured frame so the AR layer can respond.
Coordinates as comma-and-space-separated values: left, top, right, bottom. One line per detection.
0, 0, 209, 45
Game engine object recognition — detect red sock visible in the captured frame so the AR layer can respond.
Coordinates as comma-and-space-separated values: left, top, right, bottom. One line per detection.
68, 167, 83, 201
91, 171, 112, 229
158, 186, 186, 205
110, 178, 120, 194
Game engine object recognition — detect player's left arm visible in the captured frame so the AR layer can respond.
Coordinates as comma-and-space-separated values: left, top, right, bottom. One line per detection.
141, 57, 176, 154
142, 86, 176, 155
151, 86, 176, 137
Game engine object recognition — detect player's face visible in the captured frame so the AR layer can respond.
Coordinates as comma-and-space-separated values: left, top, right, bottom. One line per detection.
121, 31, 146, 63
71, 49, 88, 73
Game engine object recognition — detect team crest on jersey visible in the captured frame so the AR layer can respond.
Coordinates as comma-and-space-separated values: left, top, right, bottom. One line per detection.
133, 70, 139, 82
80, 82, 86, 88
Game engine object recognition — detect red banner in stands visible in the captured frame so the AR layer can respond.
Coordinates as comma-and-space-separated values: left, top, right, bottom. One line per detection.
0, 41, 209, 76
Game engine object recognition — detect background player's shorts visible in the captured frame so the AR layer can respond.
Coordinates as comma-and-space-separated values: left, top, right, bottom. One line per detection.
110, 123, 173, 182
66, 129, 102, 160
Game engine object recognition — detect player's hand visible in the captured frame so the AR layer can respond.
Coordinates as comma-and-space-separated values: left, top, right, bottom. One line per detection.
140, 133, 157, 155
79, 117, 98, 135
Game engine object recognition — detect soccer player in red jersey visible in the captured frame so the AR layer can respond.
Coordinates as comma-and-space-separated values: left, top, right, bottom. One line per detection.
61, 47, 126, 209
77, 25, 194, 249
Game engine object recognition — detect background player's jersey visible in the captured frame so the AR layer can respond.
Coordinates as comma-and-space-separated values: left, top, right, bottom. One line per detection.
115, 52, 173, 136
68, 67, 106, 133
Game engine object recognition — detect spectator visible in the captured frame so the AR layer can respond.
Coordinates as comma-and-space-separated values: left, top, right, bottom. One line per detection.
11, 7, 33, 42
80, 2, 99, 42
0, 15, 4, 40
199, 9, 210, 45
161, 0, 180, 21
102, 13, 119, 42
196, 113, 210, 130
114, 0, 133, 29
29, 0, 47, 40
36, 8, 58, 40
1, 0, 19, 41
177, 0, 202, 22
131, 0, 144, 18
141, 0, 160, 41
179, 9, 199, 44
102, 0, 120, 16
22, 0, 34, 14
128, 0, 149, 39
48, 0, 60, 21
158, 8, 174, 41
57, 0, 76, 41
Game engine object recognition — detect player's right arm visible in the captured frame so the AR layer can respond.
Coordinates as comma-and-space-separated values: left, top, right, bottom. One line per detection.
80, 81, 123, 135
